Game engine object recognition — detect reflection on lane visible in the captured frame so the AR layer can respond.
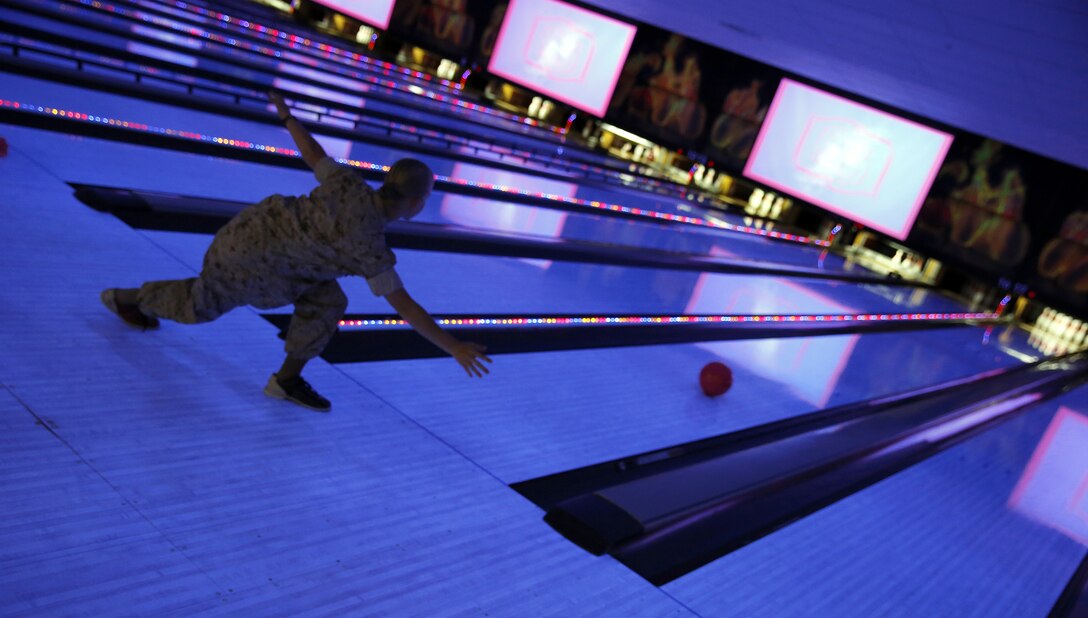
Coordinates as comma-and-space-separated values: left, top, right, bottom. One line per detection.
439, 163, 575, 270
689, 275, 862, 408
1009, 405, 1088, 548
426, 163, 834, 268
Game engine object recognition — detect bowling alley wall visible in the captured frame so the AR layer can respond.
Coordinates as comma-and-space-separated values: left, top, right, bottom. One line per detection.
297, 0, 1088, 318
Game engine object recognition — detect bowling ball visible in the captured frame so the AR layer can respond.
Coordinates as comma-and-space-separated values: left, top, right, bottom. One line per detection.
699, 361, 732, 397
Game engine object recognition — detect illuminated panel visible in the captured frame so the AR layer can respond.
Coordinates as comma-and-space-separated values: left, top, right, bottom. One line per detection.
685, 252, 859, 407
488, 0, 636, 117
745, 79, 953, 240
1008, 406, 1088, 547
311, 0, 396, 29
0, 97, 828, 244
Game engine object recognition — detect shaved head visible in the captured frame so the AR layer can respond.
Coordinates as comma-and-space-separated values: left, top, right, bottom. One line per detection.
379, 158, 435, 202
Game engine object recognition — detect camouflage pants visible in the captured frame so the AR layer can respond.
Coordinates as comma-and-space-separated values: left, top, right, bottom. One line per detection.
138, 275, 346, 360
136, 213, 348, 360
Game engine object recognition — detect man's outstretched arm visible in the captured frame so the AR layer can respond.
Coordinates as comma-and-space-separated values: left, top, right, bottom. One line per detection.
384, 288, 492, 378
269, 91, 328, 170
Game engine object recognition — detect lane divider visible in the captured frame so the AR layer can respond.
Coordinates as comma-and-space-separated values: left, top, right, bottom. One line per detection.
338, 312, 1000, 330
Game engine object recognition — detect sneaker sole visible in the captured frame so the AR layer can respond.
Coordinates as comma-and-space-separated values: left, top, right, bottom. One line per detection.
264, 380, 331, 412
101, 289, 160, 330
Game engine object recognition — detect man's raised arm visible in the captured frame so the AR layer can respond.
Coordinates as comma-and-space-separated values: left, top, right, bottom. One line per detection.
269, 91, 328, 170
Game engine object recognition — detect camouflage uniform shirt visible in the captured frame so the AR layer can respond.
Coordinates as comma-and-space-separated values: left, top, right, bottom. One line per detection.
202, 157, 404, 306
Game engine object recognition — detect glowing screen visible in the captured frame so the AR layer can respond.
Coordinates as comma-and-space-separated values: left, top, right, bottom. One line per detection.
312, 0, 395, 29
487, 0, 636, 117
744, 78, 953, 240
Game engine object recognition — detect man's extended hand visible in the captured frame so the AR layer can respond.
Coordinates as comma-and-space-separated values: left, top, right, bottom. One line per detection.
268, 91, 289, 118
452, 342, 492, 378
384, 288, 493, 378
268, 90, 327, 167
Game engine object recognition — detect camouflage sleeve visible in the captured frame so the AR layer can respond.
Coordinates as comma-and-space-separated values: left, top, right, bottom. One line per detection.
313, 157, 352, 184
366, 267, 404, 297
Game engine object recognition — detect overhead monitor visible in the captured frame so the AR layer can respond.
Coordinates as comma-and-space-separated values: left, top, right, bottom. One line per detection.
312, 0, 395, 30
487, 0, 636, 117
744, 78, 953, 240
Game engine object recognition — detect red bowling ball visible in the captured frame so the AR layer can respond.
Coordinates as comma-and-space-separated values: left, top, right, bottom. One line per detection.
699, 362, 733, 397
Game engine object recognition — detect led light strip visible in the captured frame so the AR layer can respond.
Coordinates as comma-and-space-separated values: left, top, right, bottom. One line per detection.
339, 312, 1000, 329
0, 98, 301, 154
0, 97, 825, 244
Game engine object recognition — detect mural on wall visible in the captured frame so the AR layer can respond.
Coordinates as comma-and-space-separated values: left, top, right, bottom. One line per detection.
704, 61, 780, 172
476, 1, 507, 61
914, 138, 1031, 267
912, 133, 1088, 313
607, 32, 709, 143
389, 0, 505, 60
1037, 210, 1088, 294
607, 25, 783, 171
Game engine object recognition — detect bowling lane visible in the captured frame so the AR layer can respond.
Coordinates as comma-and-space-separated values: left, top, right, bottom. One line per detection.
0, 72, 477, 175
0, 113, 955, 321
31, 122, 1023, 487
7, 0, 614, 170
334, 325, 1035, 485
139, 226, 964, 319
0, 83, 837, 269
1, 60, 686, 217
424, 187, 839, 269
2, 111, 909, 295
25, 0, 685, 200
122, 0, 464, 94
4, 1, 701, 197
662, 387, 1088, 616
